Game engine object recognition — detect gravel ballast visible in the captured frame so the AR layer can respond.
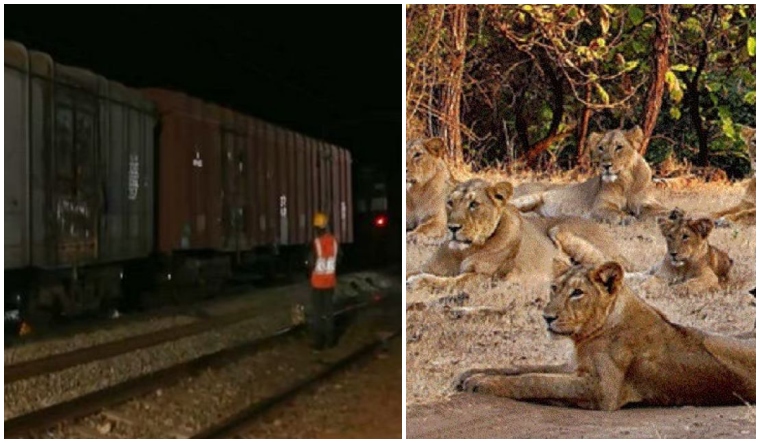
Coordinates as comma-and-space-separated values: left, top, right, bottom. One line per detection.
22, 298, 400, 438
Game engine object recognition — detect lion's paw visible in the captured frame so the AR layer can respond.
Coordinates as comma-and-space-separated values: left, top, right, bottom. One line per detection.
406, 274, 427, 291
455, 370, 495, 394
547, 226, 562, 245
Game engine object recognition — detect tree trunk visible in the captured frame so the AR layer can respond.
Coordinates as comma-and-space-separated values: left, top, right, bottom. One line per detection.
522, 54, 566, 167
576, 83, 593, 170
688, 42, 709, 167
688, 6, 717, 167
639, 4, 671, 155
440, 4, 467, 163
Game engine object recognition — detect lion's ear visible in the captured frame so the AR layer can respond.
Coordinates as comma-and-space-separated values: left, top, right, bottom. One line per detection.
657, 217, 672, 234
590, 262, 624, 295
486, 181, 514, 206
587, 132, 603, 149
668, 207, 685, 222
552, 257, 571, 279
625, 126, 644, 148
688, 218, 714, 239
423, 137, 446, 158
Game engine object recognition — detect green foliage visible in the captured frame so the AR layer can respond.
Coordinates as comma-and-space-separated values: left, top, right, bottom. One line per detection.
407, 4, 756, 176
628, 5, 644, 26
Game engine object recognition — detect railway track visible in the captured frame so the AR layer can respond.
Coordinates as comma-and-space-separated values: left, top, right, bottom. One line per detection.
5, 290, 398, 438
5, 268, 393, 350
192, 330, 400, 438
5, 305, 273, 384
3, 278, 272, 350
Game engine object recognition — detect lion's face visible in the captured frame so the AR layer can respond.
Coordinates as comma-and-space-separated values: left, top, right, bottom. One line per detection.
406, 138, 446, 190
658, 210, 713, 267
445, 179, 513, 250
588, 127, 643, 183
543, 260, 624, 340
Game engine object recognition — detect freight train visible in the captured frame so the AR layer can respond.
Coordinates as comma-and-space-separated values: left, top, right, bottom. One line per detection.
4, 40, 388, 327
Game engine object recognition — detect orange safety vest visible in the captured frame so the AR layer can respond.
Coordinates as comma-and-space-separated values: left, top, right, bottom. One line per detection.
311, 233, 338, 289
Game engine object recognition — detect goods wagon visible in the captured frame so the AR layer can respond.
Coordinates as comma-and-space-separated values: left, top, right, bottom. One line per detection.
5, 40, 357, 326
142, 89, 353, 286
4, 41, 156, 321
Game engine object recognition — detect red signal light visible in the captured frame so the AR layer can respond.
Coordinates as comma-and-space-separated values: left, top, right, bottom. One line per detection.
373, 214, 387, 228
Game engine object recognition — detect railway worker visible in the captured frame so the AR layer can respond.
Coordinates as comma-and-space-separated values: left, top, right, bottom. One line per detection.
308, 211, 339, 349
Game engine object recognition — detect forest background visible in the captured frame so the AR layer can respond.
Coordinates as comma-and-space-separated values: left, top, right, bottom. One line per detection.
406, 4, 756, 177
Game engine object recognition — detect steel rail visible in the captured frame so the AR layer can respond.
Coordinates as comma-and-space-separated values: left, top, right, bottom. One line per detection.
191, 329, 401, 438
4, 295, 392, 437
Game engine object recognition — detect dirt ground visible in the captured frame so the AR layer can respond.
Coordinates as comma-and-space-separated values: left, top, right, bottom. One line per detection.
241, 336, 402, 438
406, 177, 756, 438
407, 393, 755, 438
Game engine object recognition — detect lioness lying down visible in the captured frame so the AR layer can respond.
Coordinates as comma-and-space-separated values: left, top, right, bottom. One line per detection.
713, 125, 756, 226
523, 126, 664, 225
650, 208, 733, 290
406, 137, 457, 241
713, 176, 756, 225
406, 137, 556, 242
407, 179, 625, 288
456, 260, 756, 410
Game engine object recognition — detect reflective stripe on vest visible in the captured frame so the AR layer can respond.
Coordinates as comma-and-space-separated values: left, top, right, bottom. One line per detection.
311, 234, 338, 288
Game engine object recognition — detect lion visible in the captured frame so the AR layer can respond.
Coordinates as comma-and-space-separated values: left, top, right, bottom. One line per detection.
649, 208, 733, 290
406, 178, 625, 289
522, 126, 664, 225
456, 259, 756, 410
406, 137, 559, 241
406, 137, 457, 241
713, 126, 756, 226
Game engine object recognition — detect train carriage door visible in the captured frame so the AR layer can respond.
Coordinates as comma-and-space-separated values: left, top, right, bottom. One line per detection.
318, 141, 330, 224
330, 145, 339, 238
286, 131, 298, 246
53, 85, 99, 265
275, 127, 289, 246
264, 124, 278, 246
294, 134, 307, 244
338, 148, 348, 242
346, 151, 354, 243
188, 99, 204, 249
249, 119, 266, 248
5, 43, 29, 269
220, 125, 248, 256
308, 138, 319, 237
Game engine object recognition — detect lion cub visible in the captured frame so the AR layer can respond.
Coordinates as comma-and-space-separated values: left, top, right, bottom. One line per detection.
456, 259, 755, 410
652, 208, 733, 290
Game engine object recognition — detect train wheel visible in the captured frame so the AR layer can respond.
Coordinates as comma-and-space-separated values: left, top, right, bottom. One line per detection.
23, 283, 60, 331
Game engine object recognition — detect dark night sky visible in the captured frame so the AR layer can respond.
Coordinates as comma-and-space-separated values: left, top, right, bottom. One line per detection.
5, 5, 401, 199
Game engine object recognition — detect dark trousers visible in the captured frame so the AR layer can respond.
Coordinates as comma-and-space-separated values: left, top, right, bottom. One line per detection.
309, 287, 335, 349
